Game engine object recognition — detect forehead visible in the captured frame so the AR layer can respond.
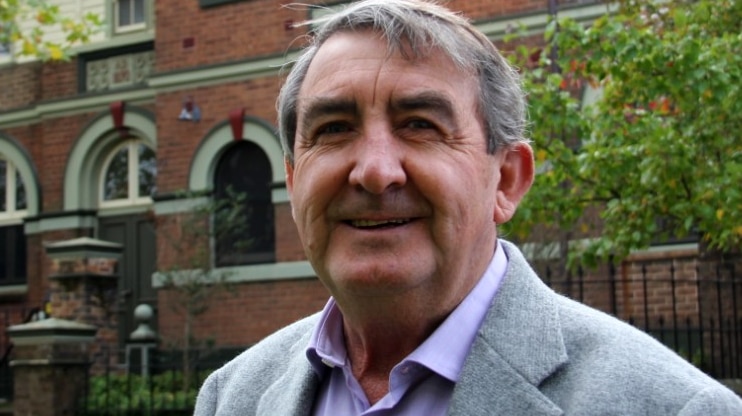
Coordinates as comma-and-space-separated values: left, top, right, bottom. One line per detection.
297, 30, 477, 104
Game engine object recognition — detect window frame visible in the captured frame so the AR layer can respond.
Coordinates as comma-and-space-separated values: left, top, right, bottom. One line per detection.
213, 141, 275, 267
99, 139, 156, 209
0, 223, 27, 285
0, 157, 27, 221
113, 0, 149, 35
0, 157, 28, 285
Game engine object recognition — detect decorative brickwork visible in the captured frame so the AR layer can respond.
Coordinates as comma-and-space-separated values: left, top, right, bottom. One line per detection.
45, 238, 123, 374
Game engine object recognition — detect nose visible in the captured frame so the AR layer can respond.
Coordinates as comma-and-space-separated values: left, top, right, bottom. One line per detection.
348, 127, 407, 194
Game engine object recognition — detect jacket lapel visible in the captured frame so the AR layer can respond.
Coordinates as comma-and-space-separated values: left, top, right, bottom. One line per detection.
448, 241, 567, 415
257, 330, 320, 416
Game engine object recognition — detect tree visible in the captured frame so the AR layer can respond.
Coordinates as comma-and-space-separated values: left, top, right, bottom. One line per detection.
0, 0, 101, 60
156, 188, 251, 391
503, 0, 742, 267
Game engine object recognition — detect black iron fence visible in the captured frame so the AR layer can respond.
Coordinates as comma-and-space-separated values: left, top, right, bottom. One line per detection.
73, 256, 741, 413
541, 257, 741, 380
76, 346, 244, 416
0, 305, 43, 403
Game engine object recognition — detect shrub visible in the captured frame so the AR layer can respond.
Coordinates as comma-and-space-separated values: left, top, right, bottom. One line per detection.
82, 370, 211, 415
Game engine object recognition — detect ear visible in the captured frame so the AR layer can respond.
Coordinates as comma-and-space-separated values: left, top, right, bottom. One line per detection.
284, 157, 295, 196
493, 142, 534, 224
284, 157, 296, 221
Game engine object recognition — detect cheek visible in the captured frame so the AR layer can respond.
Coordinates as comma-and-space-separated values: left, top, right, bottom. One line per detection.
426, 163, 497, 228
290, 171, 333, 231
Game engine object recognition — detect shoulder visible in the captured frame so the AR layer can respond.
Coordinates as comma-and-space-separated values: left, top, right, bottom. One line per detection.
551, 292, 742, 414
194, 313, 320, 415
497, 240, 742, 413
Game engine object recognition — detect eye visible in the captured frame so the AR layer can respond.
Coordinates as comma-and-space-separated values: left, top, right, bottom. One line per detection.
315, 122, 351, 136
406, 119, 435, 129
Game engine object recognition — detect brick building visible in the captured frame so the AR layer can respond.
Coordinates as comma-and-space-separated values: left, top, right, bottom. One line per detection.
0, 0, 599, 351
4, 0, 734, 389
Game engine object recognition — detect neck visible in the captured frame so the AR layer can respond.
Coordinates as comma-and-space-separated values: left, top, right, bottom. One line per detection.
334, 293, 454, 404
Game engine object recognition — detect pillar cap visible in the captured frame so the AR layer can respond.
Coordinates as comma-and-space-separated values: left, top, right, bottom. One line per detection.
8, 318, 97, 345
45, 237, 122, 259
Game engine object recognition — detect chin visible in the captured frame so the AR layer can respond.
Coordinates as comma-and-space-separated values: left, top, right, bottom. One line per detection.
331, 266, 427, 296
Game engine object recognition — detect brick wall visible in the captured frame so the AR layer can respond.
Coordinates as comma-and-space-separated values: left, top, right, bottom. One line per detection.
157, 278, 328, 348
452, 0, 546, 19
40, 58, 79, 101
532, 247, 707, 331
275, 202, 305, 262
153, 0, 556, 75
154, 0, 308, 74
5, 0, 730, 360
36, 228, 95, 306
155, 77, 280, 193
39, 114, 91, 211
618, 249, 701, 328
0, 62, 42, 111
155, 210, 211, 271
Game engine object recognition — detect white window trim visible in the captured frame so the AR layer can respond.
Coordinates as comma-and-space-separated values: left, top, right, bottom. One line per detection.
98, 140, 154, 208
113, 0, 148, 34
0, 158, 27, 222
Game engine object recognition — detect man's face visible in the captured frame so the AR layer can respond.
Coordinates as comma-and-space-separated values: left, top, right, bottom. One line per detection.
286, 31, 529, 306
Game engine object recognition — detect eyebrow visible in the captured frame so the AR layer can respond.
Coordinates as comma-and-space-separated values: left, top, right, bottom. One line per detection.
297, 91, 458, 133
390, 91, 457, 125
298, 98, 358, 134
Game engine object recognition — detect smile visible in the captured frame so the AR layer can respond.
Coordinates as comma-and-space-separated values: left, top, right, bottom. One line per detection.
348, 219, 412, 229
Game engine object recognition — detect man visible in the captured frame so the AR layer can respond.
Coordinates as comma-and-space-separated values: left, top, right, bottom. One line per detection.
195, 1, 742, 414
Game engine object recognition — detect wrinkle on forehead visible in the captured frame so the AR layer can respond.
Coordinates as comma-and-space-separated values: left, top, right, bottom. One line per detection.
297, 32, 479, 139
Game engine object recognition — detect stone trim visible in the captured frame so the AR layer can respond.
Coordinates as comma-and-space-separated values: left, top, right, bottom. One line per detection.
153, 260, 316, 287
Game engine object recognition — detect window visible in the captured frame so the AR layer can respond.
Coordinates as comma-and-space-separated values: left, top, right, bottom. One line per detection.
0, 23, 11, 59
0, 225, 26, 284
0, 158, 27, 285
0, 41, 9, 58
114, 0, 147, 33
100, 140, 156, 207
213, 141, 275, 266
0, 158, 26, 217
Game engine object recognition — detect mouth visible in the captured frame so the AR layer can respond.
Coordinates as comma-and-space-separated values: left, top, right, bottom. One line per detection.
347, 218, 413, 229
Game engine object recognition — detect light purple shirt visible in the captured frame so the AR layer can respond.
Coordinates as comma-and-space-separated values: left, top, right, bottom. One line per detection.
306, 242, 508, 415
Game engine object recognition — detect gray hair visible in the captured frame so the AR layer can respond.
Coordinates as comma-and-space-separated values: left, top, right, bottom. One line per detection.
277, 0, 527, 164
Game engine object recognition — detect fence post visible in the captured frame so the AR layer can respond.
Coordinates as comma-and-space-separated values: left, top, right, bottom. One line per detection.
126, 304, 158, 378
6, 318, 96, 416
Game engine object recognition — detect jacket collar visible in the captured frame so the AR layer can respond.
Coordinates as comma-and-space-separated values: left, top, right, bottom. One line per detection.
449, 240, 567, 415
258, 324, 320, 416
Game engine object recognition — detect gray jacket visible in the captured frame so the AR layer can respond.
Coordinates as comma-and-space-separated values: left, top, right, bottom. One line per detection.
195, 241, 742, 415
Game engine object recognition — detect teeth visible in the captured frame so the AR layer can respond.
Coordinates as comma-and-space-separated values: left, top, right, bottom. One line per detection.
351, 219, 410, 228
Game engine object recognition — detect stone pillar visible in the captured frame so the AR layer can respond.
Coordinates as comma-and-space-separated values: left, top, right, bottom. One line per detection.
45, 237, 122, 373
7, 318, 96, 416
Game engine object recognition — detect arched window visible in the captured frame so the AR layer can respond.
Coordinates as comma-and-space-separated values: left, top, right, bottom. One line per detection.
0, 157, 26, 215
0, 157, 27, 284
99, 139, 157, 207
213, 141, 275, 266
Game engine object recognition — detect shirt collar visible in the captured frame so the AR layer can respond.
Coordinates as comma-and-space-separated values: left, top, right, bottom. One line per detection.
406, 243, 507, 382
306, 240, 509, 381
307, 297, 346, 374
